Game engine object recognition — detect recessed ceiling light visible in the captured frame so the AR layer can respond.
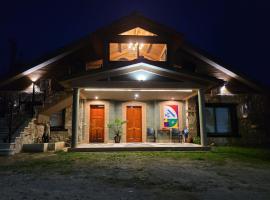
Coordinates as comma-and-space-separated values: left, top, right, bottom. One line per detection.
137, 74, 146, 81
134, 93, 139, 99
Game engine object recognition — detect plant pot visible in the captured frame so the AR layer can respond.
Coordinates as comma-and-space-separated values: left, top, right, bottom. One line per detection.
114, 135, 121, 143
187, 137, 193, 143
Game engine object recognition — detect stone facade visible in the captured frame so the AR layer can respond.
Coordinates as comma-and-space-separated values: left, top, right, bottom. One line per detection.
186, 93, 270, 146
186, 96, 198, 139
50, 131, 70, 144
205, 94, 270, 146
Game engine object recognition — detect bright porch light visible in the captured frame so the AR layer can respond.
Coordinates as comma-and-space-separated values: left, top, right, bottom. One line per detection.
134, 93, 139, 99
137, 74, 146, 81
218, 84, 233, 96
128, 69, 154, 81
84, 88, 193, 92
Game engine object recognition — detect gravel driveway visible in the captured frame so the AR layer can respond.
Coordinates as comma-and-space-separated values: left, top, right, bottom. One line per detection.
0, 149, 269, 200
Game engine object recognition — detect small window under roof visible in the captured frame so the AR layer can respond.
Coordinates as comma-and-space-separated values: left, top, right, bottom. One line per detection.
119, 27, 157, 36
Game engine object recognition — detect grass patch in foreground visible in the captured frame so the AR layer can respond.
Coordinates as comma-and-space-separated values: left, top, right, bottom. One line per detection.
0, 147, 269, 174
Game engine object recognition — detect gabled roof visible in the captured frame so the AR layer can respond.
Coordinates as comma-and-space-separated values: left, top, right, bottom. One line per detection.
0, 12, 267, 93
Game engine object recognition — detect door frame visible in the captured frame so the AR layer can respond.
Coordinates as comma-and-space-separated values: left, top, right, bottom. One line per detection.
85, 100, 110, 143
89, 104, 105, 143
126, 105, 143, 142
122, 101, 146, 143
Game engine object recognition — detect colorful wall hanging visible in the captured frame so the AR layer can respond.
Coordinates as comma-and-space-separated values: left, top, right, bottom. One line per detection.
163, 105, 179, 128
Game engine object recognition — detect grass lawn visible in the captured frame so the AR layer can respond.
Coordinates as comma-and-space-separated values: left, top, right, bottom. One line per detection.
0, 147, 270, 200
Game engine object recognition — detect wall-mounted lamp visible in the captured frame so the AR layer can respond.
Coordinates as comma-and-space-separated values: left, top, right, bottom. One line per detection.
218, 82, 233, 96
240, 96, 251, 119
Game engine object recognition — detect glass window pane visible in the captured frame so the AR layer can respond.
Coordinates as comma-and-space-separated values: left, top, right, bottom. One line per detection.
139, 43, 167, 61
119, 27, 157, 36
205, 107, 215, 133
216, 107, 232, 133
110, 43, 137, 61
50, 111, 63, 127
109, 43, 167, 61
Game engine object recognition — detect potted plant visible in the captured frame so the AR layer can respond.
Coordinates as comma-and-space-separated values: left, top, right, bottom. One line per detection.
107, 119, 127, 143
186, 135, 194, 143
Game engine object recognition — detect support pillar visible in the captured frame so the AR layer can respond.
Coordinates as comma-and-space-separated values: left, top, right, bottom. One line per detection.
71, 88, 80, 148
198, 89, 207, 146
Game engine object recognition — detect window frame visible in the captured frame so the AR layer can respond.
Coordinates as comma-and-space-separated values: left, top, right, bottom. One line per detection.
50, 109, 67, 131
105, 35, 171, 66
205, 103, 239, 137
108, 42, 167, 62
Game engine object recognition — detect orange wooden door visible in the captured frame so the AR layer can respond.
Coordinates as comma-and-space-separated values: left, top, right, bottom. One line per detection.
89, 105, 104, 143
126, 106, 142, 142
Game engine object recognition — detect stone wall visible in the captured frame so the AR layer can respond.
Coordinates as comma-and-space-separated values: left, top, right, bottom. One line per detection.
186, 93, 270, 146
50, 131, 70, 144
65, 106, 72, 137
205, 94, 270, 146
186, 96, 198, 138
64, 102, 84, 145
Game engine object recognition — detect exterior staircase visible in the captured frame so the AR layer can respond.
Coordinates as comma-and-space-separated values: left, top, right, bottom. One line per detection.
0, 117, 9, 143
0, 117, 36, 156
0, 90, 72, 156
38, 91, 72, 116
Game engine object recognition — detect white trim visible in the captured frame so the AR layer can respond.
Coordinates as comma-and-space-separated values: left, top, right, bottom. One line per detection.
84, 88, 193, 92
84, 100, 110, 143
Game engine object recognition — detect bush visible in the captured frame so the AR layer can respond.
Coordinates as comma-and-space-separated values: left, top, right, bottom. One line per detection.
193, 136, 201, 145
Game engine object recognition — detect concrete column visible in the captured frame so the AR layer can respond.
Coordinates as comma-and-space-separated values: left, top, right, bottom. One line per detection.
197, 89, 207, 146
71, 88, 80, 148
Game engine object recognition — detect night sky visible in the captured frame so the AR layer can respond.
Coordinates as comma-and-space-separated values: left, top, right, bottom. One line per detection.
1, 0, 270, 87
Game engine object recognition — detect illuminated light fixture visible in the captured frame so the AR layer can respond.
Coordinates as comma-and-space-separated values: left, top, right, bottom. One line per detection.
137, 74, 146, 81
128, 42, 144, 51
218, 83, 233, 96
28, 74, 41, 82
134, 93, 139, 99
171, 97, 175, 100
95, 96, 99, 100
84, 88, 193, 92
23, 82, 42, 94
128, 69, 154, 81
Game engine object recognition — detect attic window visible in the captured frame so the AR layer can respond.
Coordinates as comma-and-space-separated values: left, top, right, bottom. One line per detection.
119, 27, 157, 36
109, 43, 167, 61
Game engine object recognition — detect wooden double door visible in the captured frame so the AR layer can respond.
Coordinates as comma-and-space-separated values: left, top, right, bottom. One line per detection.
126, 106, 142, 142
89, 105, 104, 143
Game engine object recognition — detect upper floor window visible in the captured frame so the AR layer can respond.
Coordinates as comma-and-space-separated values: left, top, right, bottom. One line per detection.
109, 43, 167, 61
119, 27, 157, 36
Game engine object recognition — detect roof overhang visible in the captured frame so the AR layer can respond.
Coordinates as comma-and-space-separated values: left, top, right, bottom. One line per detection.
62, 62, 221, 90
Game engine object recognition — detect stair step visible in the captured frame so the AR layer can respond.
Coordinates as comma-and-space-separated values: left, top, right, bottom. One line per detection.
0, 149, 15, 156
0, 143, 15, 149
